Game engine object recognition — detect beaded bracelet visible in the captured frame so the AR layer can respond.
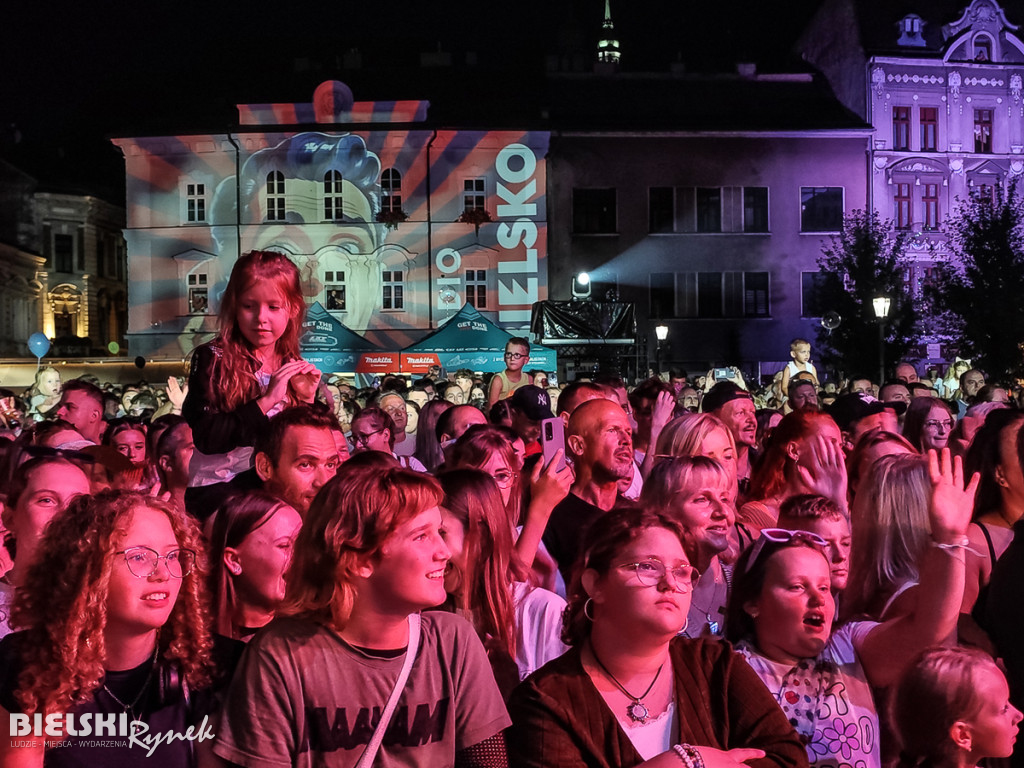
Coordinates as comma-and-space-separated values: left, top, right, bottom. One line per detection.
673, 744, 705, 768
672, 745, 693, 768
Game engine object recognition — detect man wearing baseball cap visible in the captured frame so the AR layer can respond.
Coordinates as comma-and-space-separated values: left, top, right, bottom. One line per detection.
702, 381, 757, 495
509, 385, 553, 454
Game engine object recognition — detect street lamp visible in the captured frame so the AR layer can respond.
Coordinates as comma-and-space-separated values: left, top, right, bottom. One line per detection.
655, 324, 669, 378
873, 296, 891, 385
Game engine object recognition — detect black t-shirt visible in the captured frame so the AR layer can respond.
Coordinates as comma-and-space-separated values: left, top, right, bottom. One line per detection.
542, 492, 624, 583
0, 632, 242, 768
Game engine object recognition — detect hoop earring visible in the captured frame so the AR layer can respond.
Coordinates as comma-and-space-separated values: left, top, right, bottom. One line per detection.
584, 598, 596, 621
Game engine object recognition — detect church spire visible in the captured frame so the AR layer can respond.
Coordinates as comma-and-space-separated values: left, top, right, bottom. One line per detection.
597, 0, 621, 64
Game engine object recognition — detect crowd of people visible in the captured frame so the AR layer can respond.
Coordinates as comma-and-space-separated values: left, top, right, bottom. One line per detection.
0, 249, 1022, 768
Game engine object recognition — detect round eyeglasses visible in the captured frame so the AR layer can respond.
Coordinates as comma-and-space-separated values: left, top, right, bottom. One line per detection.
117, 546, 196, 579
616, 559, 699, 591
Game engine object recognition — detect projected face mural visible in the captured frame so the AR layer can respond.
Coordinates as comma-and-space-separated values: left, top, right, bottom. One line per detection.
113, 80, 549, 363
211, 133, 384, 331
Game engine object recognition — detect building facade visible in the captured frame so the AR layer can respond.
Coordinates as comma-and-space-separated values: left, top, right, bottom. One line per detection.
112, 81, 549, 361
802, 0, 1024, 352
544, 71, 871, 378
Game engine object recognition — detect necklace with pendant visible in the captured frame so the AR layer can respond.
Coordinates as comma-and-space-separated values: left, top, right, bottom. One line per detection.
101, 648, 158, 725
589, 643, 663, 724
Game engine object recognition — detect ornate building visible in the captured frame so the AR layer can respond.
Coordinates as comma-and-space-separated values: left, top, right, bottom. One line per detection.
801, 0, 1024, 324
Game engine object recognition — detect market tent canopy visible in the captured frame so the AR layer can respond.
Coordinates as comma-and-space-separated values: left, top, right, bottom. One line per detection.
300, 302, 398, 373
400, 304, 557, 374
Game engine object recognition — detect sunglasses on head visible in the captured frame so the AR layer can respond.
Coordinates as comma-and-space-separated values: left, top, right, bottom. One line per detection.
744, 528, 827, 574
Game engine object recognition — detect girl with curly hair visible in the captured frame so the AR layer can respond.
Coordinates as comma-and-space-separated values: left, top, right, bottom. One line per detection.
0, 490, 220, 766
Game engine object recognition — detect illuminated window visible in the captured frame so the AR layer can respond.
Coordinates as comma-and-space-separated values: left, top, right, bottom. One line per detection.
187, 273, 208, 314
923, 184, 939, 229
800, 187, 844, 232
266, 171, 286, 221
463, 179, 486, 213
465, 269, 487, 309
920, 108, 938, 151
649, 187, 674, 233
382, 270, 404, 310
894, 183, 912, 229
324, 271, 346, 311
186, 183, 206, 223
893, 107, 911, 150
696, 189, 722, 233
975, 110, 993, 153
382, 169, 402, 213
324, 171, 344, 220
743, 187, 769, 232
572, 188, 617, 234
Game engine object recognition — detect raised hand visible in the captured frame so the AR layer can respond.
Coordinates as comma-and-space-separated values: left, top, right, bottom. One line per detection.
530, 449, 573, 511
794, 433, 848, 509
927, 447, 979, 544
166, 376, 187, 409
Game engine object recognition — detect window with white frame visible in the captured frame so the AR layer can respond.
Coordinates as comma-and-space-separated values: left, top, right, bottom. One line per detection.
266, 171, 286, 221
465, 269, 487, 309
382, 270, 404, 310
463, 179, 486, 213
324, 271, 346, 311
382, 168, 402, 213
186, 183, 206, 223
188, 273, 209, 314
324, 171, 344, 220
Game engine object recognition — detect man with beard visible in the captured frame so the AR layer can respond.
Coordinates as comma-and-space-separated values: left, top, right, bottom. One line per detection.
542, 399, 635, 583
702, 382, 757, 498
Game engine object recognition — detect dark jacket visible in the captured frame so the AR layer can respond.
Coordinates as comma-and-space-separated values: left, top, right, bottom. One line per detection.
507, 637, 808, 768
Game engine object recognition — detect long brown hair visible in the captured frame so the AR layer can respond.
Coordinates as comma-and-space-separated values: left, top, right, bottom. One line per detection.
214, 250, 306, 411
11, 491, 212, 715
205, 489, 293, 639
437, 469, 526, 658
280, 464, 442, 629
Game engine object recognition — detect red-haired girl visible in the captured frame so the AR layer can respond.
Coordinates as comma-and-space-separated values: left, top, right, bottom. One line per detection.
182, 251, 320, 514
0, 491, 224, 766
214, 465, 510, 766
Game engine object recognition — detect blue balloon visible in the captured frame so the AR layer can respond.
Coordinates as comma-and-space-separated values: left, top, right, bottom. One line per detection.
27, 332, 50, 359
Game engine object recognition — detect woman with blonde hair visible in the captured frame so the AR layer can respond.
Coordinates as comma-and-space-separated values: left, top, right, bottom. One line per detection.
214, 464, 510, 767
0, 491, 218, 766
642, 456, 735, 638
843, 453, 933, 622
891, 646, 1021, 768
653, 413, 738, 491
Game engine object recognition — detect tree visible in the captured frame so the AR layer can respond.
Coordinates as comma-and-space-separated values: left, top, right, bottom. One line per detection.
814, 210, 918, 378
928, 183, 1024, 381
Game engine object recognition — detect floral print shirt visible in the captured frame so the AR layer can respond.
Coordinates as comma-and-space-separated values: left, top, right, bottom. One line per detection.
737, 622, 880, 768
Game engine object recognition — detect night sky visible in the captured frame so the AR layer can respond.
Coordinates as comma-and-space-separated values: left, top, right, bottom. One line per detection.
2, 0, 824, 202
